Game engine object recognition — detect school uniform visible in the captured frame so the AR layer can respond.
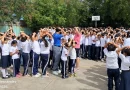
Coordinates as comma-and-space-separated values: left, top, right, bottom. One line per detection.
10, 46, 20, 77
21, 40, 31, 76
32, 41, 40, 75
123, 38, 130, 46
88, 36, 92, 59
119, 53, 130, 90
95, 38, 101, 60
1, 43, 10, 68
84, 37, 89, 58
69, 47, 76, 74
91, 35, 96, 60
104, 48, 120, 90
100, 37, 106, 59
61, 47, 68, 78
40, 40, 51, 76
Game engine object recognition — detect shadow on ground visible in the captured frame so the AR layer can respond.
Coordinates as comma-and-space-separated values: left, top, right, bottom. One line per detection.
77, 65, 107, 90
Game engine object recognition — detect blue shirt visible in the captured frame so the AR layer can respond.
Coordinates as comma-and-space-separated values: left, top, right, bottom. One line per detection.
53, 33, 63, 46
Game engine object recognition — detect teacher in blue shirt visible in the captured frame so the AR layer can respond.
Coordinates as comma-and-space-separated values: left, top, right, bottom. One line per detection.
52, 28, 64, 75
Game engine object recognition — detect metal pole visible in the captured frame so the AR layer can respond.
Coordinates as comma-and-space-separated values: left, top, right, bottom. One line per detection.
95, 21, 97, 27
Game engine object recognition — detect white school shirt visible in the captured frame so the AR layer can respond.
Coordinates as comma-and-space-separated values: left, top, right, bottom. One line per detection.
80, 35, 83, 45
64, 35, 69, 42
123, 38, 130, 46
32, 41, 40, 54
103, 48, 119, 69
88, 36, 92, 45
106, 38, 111, 43
69, 47, 76, 59
100, 37, 106, 47
17, 40, 21, 50
61, 47, 68, 61
69, 34, 74, 39
91, 35, 96, 44
95, 39, 101, 47
10, 46, 19, 59
40, 41, 51, 54
21, 40, 31, 53
82, 35, 85, 45
119, 53, 130, 70
85, 37, 89, 46
1, 43, 10, 56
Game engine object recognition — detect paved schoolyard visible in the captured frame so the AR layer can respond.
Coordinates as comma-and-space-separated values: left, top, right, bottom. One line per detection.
0, 59, 107, 90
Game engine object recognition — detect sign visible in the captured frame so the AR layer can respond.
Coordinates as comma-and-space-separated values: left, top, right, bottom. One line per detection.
92, 16, 100, 21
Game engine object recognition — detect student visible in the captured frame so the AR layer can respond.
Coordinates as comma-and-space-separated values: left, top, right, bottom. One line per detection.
117, 47, 130, 90
84, 33, 89, 59
69, 40, 76, 77
104, 42, 120, 90
21, 33, 31, 76
31, 32, 41, 77
40, 34, 51, 78
10, 40, 21, 77
1, 34, 10, 79
61, 43, 69, 79
88, 32, 92, 60
95, 34, 101, 61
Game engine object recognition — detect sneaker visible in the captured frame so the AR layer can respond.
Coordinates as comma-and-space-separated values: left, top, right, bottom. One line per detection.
24, 74, 31, 77
32, 74, 40, 78
58, 70, 61, 74
73, 73, 77, 77
2, 76, 10, 79
62, 75, 68, 79
16, 74, 21, 78
42, 75, 49, 78
52, 71, 59, 76
37, 73, 41, 76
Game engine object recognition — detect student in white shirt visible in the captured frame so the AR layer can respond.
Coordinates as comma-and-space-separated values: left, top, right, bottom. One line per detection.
61, 43, 69, 79
91, 32, 96, 60
40, 34, 52, 78
88, 33, 92, 59
10, 40, 21, 78
104, 42, 120, 90
1, 34, 10, 79
117, 46, 130, 90
100, 34, 106, 61
21, 33, 31, 76
31, 32, 41, 77
69, 40, 76, 77
123, 31, 130, 46
95, 34, 101, 61
84, 34, 89, 58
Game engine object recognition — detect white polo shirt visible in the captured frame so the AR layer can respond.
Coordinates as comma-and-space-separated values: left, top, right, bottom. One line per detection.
100, 37, 106, 47
88, 36, 92, 45
40, 41, 51, 54
10, 46, 19, 59
95, 39, 101, 47
119, 53, 130, 70
123, 38, 130, 46
61, 47, 68, 61
21, 40, 31, 53
1, 43, 10, 56
85, 37, 89, 46
104, 48, 119, 69
91, 35, 96, 44
32, 41, 40, 54
69, 47, 76, 59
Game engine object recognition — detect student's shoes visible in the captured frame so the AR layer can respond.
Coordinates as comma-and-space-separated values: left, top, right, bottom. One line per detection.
52, 71, 59, 76
73, 73, 77, 77
33, 73, 41, 77
37, 73, 41, 76
16, 74, 21, 78
2, 76, 10, 79
62, 75, 68, 79
58, 70, 61, 74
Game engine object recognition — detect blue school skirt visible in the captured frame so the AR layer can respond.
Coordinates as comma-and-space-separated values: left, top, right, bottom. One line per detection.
119, 70, 130, 90
1, 55, 9, 68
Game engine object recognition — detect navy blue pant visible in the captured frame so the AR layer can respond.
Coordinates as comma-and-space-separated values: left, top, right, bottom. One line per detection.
107, 69, 120, 90
91, 44, 96, 60
32, 52, 39, 75
13, 58, 20, 77
22, 52, 30, 76
101, 47, 104, 59
95, 46, 101, 60
61, 60, 67, 77
119, 71, 130, 90
88, 45, 92, 59
41, 54, 49, 75
70, 59, 75, 74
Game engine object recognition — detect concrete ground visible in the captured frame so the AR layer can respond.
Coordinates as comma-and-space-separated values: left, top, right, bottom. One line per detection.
0, 59, 108, 90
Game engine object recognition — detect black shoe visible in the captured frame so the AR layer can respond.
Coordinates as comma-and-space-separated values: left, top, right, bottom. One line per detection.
2, 76, 10, 79
62, 75, 68, 79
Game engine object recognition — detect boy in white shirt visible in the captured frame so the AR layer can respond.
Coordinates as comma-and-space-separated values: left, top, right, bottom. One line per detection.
104, 42, 120, 90
10, 40, 21, 78
61, 43, 69, 79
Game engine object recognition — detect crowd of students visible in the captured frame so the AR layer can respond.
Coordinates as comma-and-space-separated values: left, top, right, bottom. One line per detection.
0, 26, 130, 90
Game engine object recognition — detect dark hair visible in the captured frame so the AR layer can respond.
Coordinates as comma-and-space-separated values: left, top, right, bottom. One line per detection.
21, 36, 27, 42
56, 28, 61, 32
64, 43, 69, 47
107, 44, 116, 51
11, 40, 17, 45
4, 37, 8, 41
127, 32, 130, 38
122, 48, 130, 56
12, 36, 16, 39
42, 35, 48, 47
